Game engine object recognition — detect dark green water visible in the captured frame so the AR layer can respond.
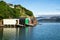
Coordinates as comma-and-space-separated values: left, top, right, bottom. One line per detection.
0, 23, 60, 40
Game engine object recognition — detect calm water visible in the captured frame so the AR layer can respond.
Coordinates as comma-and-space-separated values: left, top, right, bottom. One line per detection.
0, 23, 60, 40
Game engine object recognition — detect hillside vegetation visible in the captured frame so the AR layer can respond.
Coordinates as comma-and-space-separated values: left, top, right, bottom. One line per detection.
0, 1, 34, 19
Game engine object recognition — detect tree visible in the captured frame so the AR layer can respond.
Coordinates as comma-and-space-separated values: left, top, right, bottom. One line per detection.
25, 10, 33, 16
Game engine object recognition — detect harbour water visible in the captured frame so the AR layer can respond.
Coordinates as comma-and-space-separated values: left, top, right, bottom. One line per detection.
0, 22, 60, 40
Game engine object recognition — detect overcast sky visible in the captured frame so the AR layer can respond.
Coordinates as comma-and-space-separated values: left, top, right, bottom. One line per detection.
4, 0, 60, 17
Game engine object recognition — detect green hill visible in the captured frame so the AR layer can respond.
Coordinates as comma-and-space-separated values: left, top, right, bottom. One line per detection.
0, 1, 34, 19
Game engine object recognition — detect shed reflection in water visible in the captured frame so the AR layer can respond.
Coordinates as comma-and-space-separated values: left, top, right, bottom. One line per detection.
0, 28, 3, 40
0, 27, 33, 40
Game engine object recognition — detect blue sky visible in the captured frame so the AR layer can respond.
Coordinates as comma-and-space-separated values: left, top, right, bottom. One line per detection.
4, 0, 60, 17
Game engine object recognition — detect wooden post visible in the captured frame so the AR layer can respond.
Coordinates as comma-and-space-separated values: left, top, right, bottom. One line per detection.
0, 20, 3, 27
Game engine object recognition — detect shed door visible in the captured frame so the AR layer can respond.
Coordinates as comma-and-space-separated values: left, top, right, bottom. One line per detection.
25, 18, 29, 25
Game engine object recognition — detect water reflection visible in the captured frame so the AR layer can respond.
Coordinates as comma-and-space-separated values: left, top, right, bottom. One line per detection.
25, 27, 33, 40
3, 28, 16, 40
0, 28, 3, 40
0, 27, 34, 40
0, 23, 60, 40
18, 27, 34, 40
